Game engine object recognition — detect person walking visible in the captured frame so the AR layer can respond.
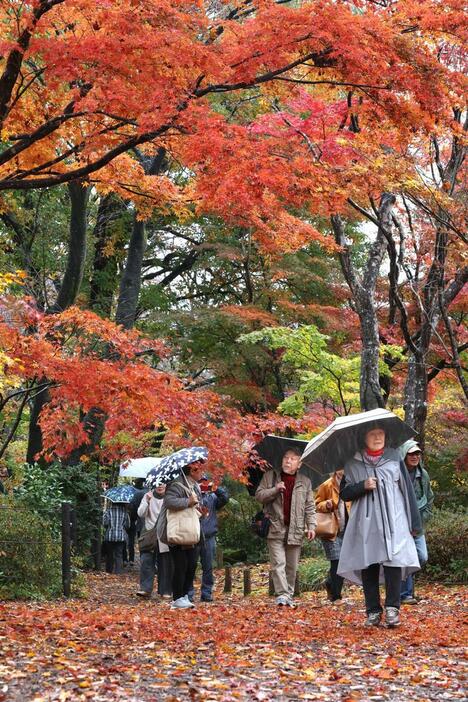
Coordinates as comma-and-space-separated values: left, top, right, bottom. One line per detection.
400, 440, 434, 605
136, 484, 173, 599
255, 448, 316, 607
189, 476, 228, 602
315, 469, 349, 603
157, 459, 204, 609
102, 501, 130, 575
338, 424, 422, 628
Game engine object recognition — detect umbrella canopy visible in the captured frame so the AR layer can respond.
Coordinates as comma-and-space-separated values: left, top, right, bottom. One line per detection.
119, 457, 161, 479
103, 485, 137, 504
301, 408, 416, 474
145, 446, 208, 489
247, 435, 322, 493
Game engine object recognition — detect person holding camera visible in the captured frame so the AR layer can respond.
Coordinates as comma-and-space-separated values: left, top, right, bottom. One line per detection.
188, 475, 228, 603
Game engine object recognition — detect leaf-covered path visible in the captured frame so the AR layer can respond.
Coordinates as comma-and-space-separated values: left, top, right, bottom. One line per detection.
0, 567, 466, 702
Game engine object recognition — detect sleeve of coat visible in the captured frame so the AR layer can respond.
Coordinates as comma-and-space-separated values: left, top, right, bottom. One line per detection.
304, 484, 317, 530
214, 486, 229, 510
164, 481, 190, 511
399, 462, 423, 534
137, 498, 149, 519
255, 471, 278, 504
340, 474, 367, 502
423, 469, 434, 523
315, 481, 331, 512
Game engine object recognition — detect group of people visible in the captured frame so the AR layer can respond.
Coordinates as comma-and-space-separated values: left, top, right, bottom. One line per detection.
102, 466, 228, 609
102, 420, 433, 625
256, 423, 433, 628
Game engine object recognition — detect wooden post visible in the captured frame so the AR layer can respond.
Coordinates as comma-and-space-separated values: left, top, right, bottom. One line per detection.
243, 567, 251, 596
61, 503, 72, 598
268, 570, 275, 596
294, 573, 300, 597
70, 507, 77, 550
91, 494, 102, 571
216, 547, 224, 569
224, 566, 232, 593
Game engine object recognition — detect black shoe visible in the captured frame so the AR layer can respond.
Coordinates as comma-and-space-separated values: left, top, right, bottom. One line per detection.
325, 581, 333, 601
201, 596, 213, 602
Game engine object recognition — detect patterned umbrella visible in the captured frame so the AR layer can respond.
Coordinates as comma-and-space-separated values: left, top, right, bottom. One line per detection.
103, 485, 137, 503
145, 446, 208, 488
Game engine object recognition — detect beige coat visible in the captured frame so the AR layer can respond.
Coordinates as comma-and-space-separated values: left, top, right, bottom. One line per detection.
255, 470, 316, 545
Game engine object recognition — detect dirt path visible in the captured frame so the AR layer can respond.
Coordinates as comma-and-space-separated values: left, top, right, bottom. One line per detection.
0, 567, 466, 701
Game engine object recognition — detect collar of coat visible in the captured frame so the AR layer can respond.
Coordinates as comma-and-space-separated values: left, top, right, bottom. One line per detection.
352, 447, 400, 464
270, 468, 310, 486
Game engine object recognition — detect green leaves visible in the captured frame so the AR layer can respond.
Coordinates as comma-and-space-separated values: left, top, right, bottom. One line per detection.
240, 325, 361, 417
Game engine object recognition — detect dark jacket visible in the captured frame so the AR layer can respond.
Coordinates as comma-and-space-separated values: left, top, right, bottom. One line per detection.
200, 487, 229, 538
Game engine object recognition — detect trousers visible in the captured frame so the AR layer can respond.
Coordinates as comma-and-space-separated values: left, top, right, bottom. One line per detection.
362, 563, 401, 613
401, 534, 428, 599
267, 538, 301, 597
169, 544, 200, 601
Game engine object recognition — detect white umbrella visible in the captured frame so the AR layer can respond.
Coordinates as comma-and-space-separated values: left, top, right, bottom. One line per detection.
301, 408, 416, 474
119, 457, 161, 479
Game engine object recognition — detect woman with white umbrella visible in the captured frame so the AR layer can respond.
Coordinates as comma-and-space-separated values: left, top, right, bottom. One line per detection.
337, 421, 422, 628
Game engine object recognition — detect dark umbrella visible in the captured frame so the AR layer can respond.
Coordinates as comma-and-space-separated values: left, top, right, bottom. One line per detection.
145, 446, 208, 489
247, 435, 322, 494
301, 408, 417, 474
103, 485, 137, 504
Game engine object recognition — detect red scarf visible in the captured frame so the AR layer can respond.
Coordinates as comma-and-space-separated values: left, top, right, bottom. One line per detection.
366, 447, 384, 457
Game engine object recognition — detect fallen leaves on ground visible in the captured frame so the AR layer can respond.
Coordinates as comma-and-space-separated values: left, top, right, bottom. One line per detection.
0, 567, 466, 701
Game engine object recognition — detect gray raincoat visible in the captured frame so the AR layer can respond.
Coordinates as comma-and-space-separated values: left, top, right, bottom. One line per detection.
337, 448, 422, 585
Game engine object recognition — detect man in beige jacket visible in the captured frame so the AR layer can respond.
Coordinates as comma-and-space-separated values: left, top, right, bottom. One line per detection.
256, 448, 316, 606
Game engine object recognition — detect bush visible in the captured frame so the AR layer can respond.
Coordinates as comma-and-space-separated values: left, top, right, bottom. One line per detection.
298, 556, 330, 592
0, 497, 63, 599
13, 462, 102, 562
424, 507, 468, 583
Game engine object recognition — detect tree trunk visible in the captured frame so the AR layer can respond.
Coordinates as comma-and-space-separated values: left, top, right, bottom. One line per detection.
27, 181, 89, 462
404, 352, 428, 447
114, 148, 166, 330
50, 181, 90, 312
89, 193, 126, 316
115, 218, 146, 329
357, 298, 386, 411
332, 193, 395, 411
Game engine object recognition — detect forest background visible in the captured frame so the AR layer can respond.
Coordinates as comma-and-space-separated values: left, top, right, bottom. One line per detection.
0, 0, 466, 597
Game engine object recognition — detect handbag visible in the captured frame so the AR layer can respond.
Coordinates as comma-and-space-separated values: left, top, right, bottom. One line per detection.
138, 524, 158, 553
251, 510, 271, 538
315, 511, 339, 540
166, 480, 201, 547
250, 470, 277, 538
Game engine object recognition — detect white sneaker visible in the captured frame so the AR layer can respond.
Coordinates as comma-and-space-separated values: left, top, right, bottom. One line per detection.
285, 597, 297, 608
183, 595, 195, 608
170, 597, 193, 609
276, 595, 289, 606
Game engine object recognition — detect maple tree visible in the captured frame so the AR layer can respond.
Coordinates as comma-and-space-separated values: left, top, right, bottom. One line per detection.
0, 0, 466, 463
0, 283, 321, 471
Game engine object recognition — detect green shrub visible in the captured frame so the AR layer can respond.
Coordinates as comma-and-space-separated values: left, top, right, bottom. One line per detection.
424, 507, 468, 583
218, 478, 268, 564
0, 497, 63, 599
298, 556, 330, 592
13, 462, 102, 562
